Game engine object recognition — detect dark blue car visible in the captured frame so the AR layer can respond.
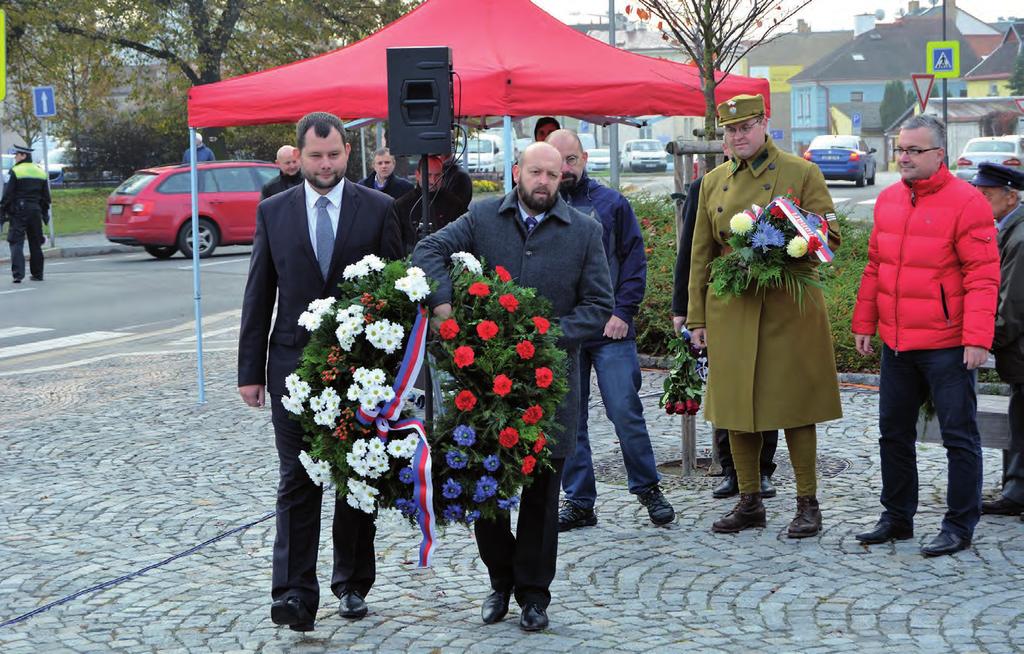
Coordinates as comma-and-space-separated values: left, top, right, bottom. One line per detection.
802, 135, 877, 187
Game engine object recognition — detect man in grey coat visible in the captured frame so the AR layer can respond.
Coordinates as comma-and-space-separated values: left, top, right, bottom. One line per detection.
413, 142, 613, 632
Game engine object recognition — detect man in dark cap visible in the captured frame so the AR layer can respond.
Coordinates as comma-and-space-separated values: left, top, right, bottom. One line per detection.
1, 145, 51, 283
972, 163, 1024, 520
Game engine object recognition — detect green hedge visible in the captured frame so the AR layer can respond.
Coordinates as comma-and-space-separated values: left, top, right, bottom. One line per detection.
630, 193, 880, 373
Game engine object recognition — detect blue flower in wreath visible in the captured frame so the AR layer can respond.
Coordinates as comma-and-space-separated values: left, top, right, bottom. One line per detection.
751, 223, 785, 252
473, 475, 498, 503
453, 424, 477, 447
466, 509, 481, 523
442, 503, 464, 523
805, 213, 822, 231
446, 450, 469, 470
394, 498, 420, 519
442, 478, 463, 499
399, 466, 415, 484
483, 454, 501, 472
497, 495, 520, 511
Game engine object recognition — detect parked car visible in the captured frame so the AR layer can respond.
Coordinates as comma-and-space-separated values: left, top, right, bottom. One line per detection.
2, 152, 64, 186
802, 135, 877, 187
620, 139, 667, 173
585, 148, 611, 172
1, 154, 12, 184
954, 135, 1024, 181
104, 161, 278, 259
457, 136, 504, 173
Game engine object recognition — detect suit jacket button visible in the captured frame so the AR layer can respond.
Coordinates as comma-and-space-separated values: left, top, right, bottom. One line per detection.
525, 250, 533, 256
763, 183, 771, 190
768, 163, 776, 170
716, 207, 723, 213
722, 185, 728, 191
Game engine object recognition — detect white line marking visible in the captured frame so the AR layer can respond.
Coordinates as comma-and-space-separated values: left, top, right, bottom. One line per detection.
858, 198, 877, 205
0, 331, 129, 360
831, 197, 852, 203
47, 261, 71, 267
176, 259, 248, 270
174, 325, 238, 343
0, 346, 238, 377
0, 327, 54, 339
0, 288, 36, 296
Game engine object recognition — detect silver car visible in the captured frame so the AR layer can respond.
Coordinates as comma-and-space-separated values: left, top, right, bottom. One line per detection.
955, 135, 1024, 181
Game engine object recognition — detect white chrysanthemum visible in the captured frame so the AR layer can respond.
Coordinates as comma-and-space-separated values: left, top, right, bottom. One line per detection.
299, 451, 333, 488
387, 434, 418, 459
451, 252, 483, 275
786, 236, 809, 258
359, 254, 386, 272
346, 478, 379, 513
346, 385, 361, 402
298, 310, 323, 332
730, 212, 755, 235
405, 266, 426, 278
284, 374, 311, 401
347, 450, 372, 477
395, 274, 430, 302
320, 387, 340, 408
353, 367, 387, 386
313, 409, 339, 427
281, 394, 305, 415
365, 319, 405, 353
307, 297, 336, 314
343, 261, 371, 280
367, 438, 386, 456
337, 304, 364, 321
309, 394, 325, 412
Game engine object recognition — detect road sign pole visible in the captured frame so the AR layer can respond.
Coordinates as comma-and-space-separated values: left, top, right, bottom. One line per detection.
41, 119, 55, 245
941, 1, 949, 162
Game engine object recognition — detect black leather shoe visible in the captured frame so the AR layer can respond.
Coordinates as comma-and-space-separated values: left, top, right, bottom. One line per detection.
339, 590, 368, 619
638, 485, 675, 525
12, 278, 21, 284
519, 603, 549, 632
271, 596, 315, 632
921, 531, 971, 557
712, 474, 738, 499
981, 496, 1024, 515
759, 475, 777, 499
481, 590, 510, 624
855, 520, 913, 544
558, 501, 597, 532
29, 276, 43, 281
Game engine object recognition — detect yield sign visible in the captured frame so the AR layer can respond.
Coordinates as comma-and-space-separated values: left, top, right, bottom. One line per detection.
912, 74, 935, 113
1015, 98, 1024, 114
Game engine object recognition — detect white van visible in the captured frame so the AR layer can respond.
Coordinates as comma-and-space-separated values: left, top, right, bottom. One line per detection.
620, 139, 667, 173
460, 135, 503, 173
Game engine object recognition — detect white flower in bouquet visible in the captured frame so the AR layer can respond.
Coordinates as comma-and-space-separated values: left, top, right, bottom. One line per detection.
366, 453, 390, 478
343, 260, 371, 280
405, 266, 426, 278
346, 478, 379, 513
358, 254, 386, 272
354, 367, 387, 387
285, 374, 311, 401
365, 319, 405, 353
281, 394, 305, 415
374, 506, 407, 529
786, 236, 809, 258
347, 450, 373, 477
450, 252, 483, 275
387, 434, 419, 459
313, 408, 340, 427
346, 384, 361, 402
298, 310, 324, 331
730, 212, 755, 235
395, 272, 431, 302
351, 438, 369, 458
299, 450, 333, 488
367, 437, 386, 456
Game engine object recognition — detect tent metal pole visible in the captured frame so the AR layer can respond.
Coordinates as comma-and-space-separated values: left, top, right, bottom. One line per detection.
503, 116, 513, 193
608, 0, 620, 191
188, 126, 207, 404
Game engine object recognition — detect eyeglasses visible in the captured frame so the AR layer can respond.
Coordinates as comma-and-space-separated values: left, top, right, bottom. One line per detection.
894, 147, 940, 157
724, 117, 763, 136
564, 155, 581, 166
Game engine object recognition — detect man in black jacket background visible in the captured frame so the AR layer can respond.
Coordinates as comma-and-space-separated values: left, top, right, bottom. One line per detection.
260, 145, 303, 200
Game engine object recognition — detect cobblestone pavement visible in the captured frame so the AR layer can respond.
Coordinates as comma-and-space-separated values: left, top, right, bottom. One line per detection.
2, 349, 1023, 653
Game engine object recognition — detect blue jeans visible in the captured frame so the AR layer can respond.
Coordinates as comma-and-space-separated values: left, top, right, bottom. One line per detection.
561, 340, 660, 509
878, 345, 982, 540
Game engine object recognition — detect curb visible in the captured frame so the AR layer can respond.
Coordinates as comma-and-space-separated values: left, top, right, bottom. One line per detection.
0, 242, 140, 266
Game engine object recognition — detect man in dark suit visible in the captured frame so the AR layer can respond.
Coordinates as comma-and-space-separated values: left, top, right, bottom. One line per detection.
413, 142, 612, 632
260, 145, 302, 200
238, 112, 403, 632
358, 147, 414, 201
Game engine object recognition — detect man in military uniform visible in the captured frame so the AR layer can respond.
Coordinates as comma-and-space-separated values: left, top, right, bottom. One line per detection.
2, 145, 51, 284
687, 94, 842, 537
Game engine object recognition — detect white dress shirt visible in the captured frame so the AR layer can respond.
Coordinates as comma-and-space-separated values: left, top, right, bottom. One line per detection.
304, 178, 344, 254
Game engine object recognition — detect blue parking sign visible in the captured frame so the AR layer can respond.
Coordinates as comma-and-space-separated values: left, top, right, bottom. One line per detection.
770, 129, 784, 140
32, 86, 56, 118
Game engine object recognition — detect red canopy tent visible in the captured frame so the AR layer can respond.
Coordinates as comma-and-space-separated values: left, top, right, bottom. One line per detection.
187, 0, 770, 127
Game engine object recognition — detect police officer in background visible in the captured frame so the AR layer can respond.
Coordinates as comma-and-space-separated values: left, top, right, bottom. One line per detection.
2, 145, 51, 284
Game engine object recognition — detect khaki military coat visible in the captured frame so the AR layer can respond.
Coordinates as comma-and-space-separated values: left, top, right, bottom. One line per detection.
687, 137, 842, 432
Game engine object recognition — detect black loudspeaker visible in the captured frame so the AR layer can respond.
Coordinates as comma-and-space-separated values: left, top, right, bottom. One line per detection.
386, 46, 453, 156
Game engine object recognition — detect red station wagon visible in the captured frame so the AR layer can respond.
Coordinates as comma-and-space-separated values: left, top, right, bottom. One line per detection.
105, 161, 279, 259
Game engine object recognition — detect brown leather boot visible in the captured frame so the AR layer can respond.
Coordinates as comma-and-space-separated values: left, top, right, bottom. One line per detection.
712, 493, 766, 533
787, 495, 822, 538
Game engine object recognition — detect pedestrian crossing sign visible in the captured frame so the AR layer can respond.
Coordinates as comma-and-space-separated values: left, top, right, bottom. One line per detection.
926, 40, 960, 79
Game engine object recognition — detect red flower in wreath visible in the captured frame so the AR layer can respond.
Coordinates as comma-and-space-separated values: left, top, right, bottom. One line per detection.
439, 318, 460, 340
535, 367, 553, 389
533, 432, 547, 453
521, 455, 537, 474
499, 293, 520, 313
515, 340, 536, 360
522, 405, 544, 425
499, 427, 520, 448
769, 204, 786, 220
469, 282, 491, 297
531, 316, 550, 334
495, 265, 512, 282
807, 235, 822, 254
455, 390, 477, 412
493, 374, 513, 397
453, 346, 475, 369
476, 320, 499, 341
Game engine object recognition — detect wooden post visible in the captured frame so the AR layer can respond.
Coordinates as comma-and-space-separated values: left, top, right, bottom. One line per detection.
680, 414, 697, 476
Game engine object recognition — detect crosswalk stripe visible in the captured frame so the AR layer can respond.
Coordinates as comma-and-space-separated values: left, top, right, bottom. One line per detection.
0, 331, 129, 360
0, 288, 36, 296
174, 325, 238, 343
0, 327, 54, 340
858, 198, 877, 205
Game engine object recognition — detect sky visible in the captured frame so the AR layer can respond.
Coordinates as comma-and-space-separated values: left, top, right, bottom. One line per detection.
532, 1, 1022, 32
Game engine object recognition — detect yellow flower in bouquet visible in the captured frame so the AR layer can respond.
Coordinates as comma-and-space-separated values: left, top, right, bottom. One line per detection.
729, 212, 755, 235
786, 236, 808, 258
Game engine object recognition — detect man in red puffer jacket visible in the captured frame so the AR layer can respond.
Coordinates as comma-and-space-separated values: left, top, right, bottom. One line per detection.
851, 114, 1000, 558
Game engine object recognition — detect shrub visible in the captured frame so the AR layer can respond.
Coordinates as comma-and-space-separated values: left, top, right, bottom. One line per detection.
472, 179, 502, 194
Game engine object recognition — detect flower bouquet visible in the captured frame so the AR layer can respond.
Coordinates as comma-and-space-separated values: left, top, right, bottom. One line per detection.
427, 252, 569, 526
281, 255, 435, 528
709, 192, 834, 306
660, 328, 708, 417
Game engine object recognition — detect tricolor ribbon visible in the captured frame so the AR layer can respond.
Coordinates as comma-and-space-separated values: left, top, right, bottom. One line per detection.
354, 306, 437, 567
772, 198, 835, 263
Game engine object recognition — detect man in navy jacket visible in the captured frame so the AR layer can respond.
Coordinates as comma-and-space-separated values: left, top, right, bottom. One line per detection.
547, 129, 675, 530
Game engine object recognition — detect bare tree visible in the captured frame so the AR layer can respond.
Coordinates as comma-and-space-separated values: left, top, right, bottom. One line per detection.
632, 0, 814, 150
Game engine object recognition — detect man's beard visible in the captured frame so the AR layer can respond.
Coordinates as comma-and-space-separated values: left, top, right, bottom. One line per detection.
558, 173, 578, 192
303, 168, 345, 189
518, 184, 557, 214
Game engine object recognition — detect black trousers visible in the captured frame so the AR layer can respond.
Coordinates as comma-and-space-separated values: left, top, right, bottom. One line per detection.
474, 457, 566, 609
270, 394, 376, 611
715, 428, 778, 477
7, 208, 44, 281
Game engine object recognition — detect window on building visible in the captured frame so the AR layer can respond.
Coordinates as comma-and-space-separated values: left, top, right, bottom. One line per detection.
989, 83, 998, 96
850, 91, 864, 102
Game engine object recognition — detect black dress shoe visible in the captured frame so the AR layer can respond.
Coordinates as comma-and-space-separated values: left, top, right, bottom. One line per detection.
921, 531, 971, 557
981, 496, 1024, 515
759, 475, 776, 499
519, 603, 549, 632
271, 596, 315, 632
29, 276, 43, 281
712, 474, 738, 499
12, 278, 21, 284
856, 520, 914, 544
481, 590, 510, 624
339, 590, 368, 619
